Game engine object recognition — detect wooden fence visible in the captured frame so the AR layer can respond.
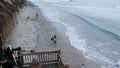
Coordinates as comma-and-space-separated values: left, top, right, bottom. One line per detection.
13, 49, 69, 68
21, 50, 58, 64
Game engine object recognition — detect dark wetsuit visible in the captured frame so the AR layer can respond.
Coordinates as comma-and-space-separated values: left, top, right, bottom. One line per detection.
0, 55, 13, 68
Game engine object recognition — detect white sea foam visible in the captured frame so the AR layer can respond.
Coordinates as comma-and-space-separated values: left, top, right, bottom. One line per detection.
61, 21, 119, 68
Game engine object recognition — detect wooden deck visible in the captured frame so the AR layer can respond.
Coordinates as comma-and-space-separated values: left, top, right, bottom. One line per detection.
14, 63, 58, 68
14, 62, 69, 68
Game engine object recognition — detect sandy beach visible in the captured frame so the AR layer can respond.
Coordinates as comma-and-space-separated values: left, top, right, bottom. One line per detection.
6, 2, 101, 68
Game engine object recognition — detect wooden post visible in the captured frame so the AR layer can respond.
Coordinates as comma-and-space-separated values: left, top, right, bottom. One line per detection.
19, 48, 23, 68
19, 55, 23, 67
57, 49, 61, 54
64, 64, 69, 68
57, 49, 61, 60
0, 34, 3, 53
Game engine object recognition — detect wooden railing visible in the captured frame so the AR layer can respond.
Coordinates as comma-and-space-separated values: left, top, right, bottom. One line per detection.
21, 50, 58, 65
57, 50, 69, 68
12, 47, 22, 59
12, 47, 22, 66
13, 49, 69, 68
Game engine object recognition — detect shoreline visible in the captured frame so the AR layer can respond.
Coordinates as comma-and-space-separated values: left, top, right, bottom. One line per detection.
7, 1, 101, 68
51, 19, 102, 68
38, 3, 102, 68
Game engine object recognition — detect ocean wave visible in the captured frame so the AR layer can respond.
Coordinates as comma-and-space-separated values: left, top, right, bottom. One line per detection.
61, 22, 120, 68
59, 9, 120, 41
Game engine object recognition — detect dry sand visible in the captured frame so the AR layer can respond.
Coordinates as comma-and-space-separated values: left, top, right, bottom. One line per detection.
6, 2, 101, 68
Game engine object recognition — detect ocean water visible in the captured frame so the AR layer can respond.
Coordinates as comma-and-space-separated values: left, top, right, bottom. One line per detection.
28, 0, 120, 68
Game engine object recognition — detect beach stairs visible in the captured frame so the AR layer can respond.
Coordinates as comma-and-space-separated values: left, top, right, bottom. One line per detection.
13, 48, 69, 68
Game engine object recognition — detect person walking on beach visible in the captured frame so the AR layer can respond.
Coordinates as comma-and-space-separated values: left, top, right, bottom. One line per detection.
26, 16, 29, 20
36, 13, 38, 19
51, 35, 57, 46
